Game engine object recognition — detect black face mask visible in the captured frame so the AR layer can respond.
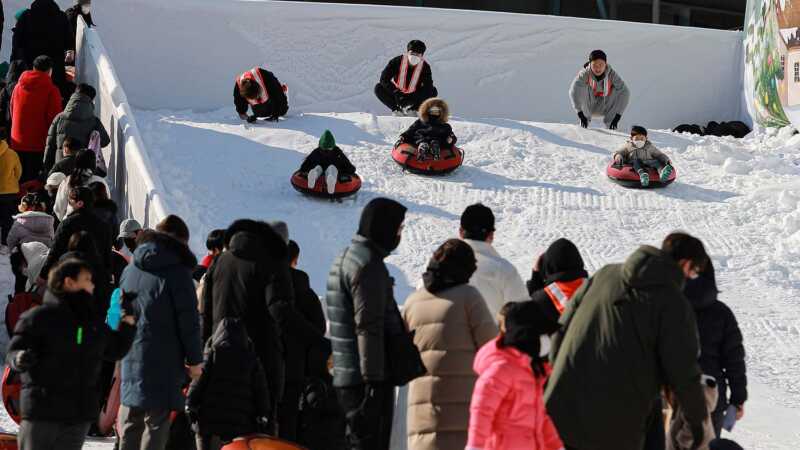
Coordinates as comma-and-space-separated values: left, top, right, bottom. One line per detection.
429, 115, 441, 124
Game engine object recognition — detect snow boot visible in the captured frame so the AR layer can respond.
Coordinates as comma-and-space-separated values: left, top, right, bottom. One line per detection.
659, 164, 673, 182
417, 143, 430, 161
431, 141, 441, 160
638, 170, 650, 187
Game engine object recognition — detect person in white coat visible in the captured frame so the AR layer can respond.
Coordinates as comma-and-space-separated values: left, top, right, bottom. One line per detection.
53, 149, 108, 221
458, 203, 528, 318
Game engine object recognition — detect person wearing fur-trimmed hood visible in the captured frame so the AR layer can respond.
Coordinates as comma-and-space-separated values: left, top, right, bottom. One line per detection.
398, 97, 456, 161
375, 40, 438, 116
569, 50, 630, 130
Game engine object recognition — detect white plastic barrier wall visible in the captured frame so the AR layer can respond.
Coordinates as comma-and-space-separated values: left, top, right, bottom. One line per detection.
74, 18, 167, 228
92, 0, 745, 129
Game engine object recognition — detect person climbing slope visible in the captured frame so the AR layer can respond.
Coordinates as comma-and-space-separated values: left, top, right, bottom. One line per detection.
298, 130, 356, 195
569, 49, 629, 130
234, 66, 288, 123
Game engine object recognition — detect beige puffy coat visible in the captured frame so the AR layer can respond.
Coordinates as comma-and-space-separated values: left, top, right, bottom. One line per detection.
402, 284, 498, 450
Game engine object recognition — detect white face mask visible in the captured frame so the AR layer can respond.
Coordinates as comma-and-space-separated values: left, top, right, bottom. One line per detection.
539, 335, 551, 358
408, 54, 422, 66
632, 139, 646, 149
81, 4, 91, 14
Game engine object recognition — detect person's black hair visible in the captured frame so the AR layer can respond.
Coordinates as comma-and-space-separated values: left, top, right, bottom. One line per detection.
62, 135, 80, 153
20, 192, 46, 211
88, 181, 109, 202
288, 239, 300, 263
67, 231, 99, 258
156, 214, 190, 243
630, 125, 648, 137
69, 150, 97, 188
206, 229, 225, 251
75, 83, 97, 100
47, 258, 92, 296
662, 232, 709, 271
33, 55, 53, 72
69, 186, 95, 209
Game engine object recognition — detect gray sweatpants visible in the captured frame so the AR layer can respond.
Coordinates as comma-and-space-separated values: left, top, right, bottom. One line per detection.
118, 406, 172, 450
574, 90, 630, 127
18, 420, 90, 450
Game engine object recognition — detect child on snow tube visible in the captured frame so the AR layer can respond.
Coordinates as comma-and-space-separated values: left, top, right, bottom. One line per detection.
397, 97, 457, 161
298, 130, 356, 195
612, 125, 673, 187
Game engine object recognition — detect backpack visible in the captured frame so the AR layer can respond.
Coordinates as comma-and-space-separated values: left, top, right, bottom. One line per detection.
5, 289, 42, 336
87, 130, 108, 176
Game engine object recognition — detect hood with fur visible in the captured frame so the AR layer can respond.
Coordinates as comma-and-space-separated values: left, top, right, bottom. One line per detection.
418, 97, 449, 123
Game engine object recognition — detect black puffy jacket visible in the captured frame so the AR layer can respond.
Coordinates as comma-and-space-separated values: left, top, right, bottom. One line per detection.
298, 147, 356, 176
684, 271, 747, 411
64, 5, 93, 53
232, 68, 288, 118
202, 228, 286, 407
7, 290, 135, 422
41, 207, 112, 283
11, 0, 70, 87
284, 268, 328, 386
187, 318, 271, 441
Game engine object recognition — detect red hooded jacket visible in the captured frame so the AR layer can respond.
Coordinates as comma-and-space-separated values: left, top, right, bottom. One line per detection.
10, 70, 62, 152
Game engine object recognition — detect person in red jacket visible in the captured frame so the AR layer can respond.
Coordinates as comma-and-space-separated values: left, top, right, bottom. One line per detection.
10, 55, 63, 182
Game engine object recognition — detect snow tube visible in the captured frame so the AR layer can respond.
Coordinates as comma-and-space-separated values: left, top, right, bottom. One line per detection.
0, 433, 17, 450
221, 434, 306, 450
607, 162, 676, 188
290, 171, 361, 199
392, 143, 464, 175
97, 363, 121, 436
2, 367, 21, 425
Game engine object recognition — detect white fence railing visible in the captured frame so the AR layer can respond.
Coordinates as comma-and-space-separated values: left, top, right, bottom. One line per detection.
74, 17, 167, 229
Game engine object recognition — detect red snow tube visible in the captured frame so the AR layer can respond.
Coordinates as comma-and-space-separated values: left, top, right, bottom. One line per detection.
2, 367, 21, 425
0, 433, 17, 450
290, 171, 361, 199
606, 162, 676, 188
392, 143, 464, 175
97, 363, 121, 436
221, 434, 307, 450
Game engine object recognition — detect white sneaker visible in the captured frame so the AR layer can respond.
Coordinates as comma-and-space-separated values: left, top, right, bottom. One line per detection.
404, 108, 416, 117
392, 110, 404, 117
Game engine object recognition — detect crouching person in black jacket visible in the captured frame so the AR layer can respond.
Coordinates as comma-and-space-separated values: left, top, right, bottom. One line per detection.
234, 67, 289, 123
7, 258, 136, 450
186, 318, 272, 450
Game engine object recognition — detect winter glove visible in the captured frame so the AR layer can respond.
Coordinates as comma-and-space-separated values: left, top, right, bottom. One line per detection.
613, 154, 623, 165
688, 421, 704, 450
609, 114, 621, 130
185, 407, 200, 433
13, 350, 37, 372
119, 290, 138, 320
247, 115, 257, 123
577, 112, 588, 128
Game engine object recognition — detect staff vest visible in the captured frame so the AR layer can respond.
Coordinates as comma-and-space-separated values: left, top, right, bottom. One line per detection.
544, 278, 586, 314
392, 54, 425, 94
237, 67, 270, 105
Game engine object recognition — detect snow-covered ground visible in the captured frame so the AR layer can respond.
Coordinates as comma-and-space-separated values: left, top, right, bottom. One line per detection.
3, 109, 800, 448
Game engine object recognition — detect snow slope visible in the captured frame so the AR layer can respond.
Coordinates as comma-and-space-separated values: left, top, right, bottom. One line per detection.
128, 108, 800, 449
81, 0, 744, 129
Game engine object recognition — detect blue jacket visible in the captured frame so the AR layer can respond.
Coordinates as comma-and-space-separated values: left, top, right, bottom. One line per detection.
120, 231, 203, 411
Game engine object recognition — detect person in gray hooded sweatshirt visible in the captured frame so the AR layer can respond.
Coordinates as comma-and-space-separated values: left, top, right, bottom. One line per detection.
42, 82, 109, 175
569, 49, 630, 130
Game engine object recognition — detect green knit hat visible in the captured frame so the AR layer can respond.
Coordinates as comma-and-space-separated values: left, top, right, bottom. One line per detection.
319, 130, 336, 150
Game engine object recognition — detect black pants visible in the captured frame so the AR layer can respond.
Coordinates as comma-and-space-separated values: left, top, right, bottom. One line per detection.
18, 420, 91, 450
336, 384, 394, 450
373, 83, 437, 112
643, 397, 665, 450
0, 193, 17, 245
10, 250, 26, 294
711, 409, 725, 439
17, 151, 43, 183
251, 100, 289, 119
278, 383, 302, 442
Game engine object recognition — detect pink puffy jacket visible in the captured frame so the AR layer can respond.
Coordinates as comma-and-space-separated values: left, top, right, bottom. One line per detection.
466, 337, 563, 450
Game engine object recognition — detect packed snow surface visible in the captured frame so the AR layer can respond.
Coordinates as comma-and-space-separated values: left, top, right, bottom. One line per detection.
3, 110, 800, 448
